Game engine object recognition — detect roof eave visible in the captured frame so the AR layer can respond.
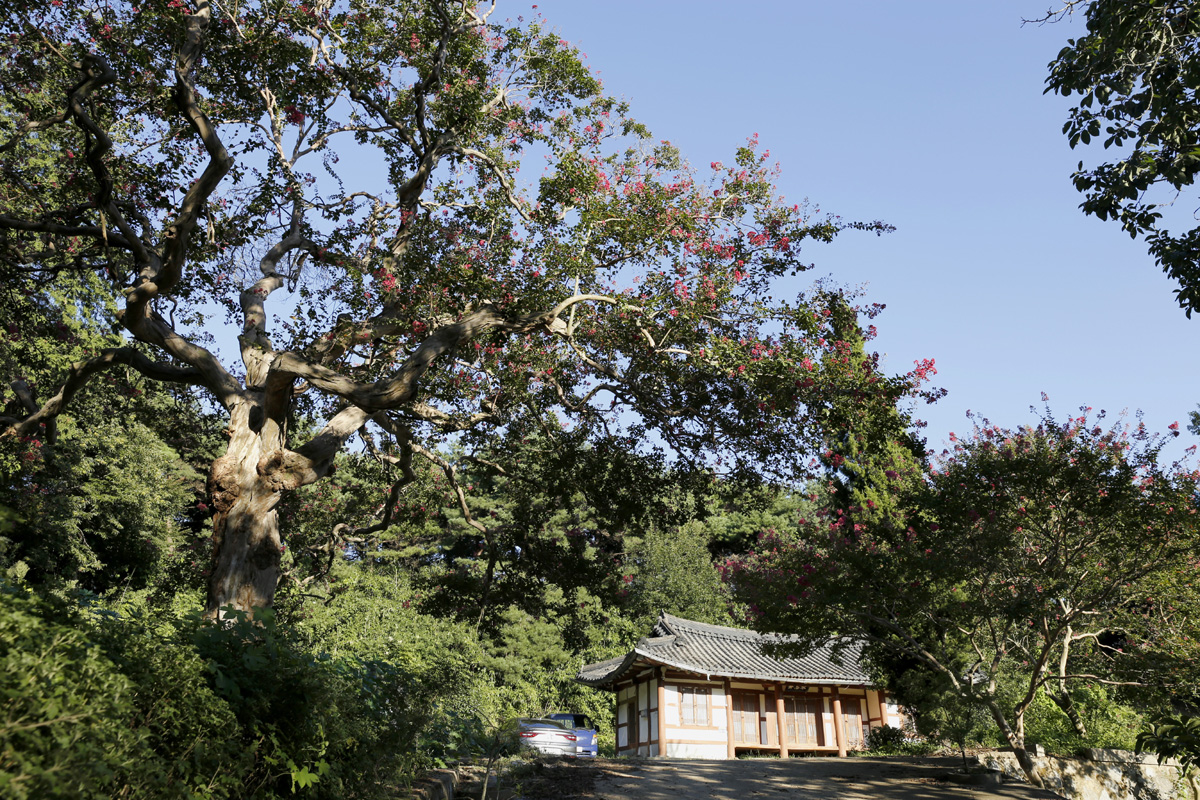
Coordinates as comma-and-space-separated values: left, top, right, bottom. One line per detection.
576, 649, 643, 687
629, 647, 874, 687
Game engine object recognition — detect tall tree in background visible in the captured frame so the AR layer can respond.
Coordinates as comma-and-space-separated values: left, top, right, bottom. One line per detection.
0, 0, 915, 616
813, 292, 932, 527
1044, 0, 1200, 315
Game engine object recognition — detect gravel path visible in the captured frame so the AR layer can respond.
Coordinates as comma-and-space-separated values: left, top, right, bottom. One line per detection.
502, 756, 1065, 800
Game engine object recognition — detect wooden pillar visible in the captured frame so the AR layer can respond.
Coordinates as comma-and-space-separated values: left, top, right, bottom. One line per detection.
632, 676, 642, 754
831, 687, 847, 757
815, 692, 827, 747
775, 685, 789, 759
878, 690, 890, 728
629, 678, 639, 755
724, 678, 736, 759
637, 676, 645, 756
657, 668, 667, 757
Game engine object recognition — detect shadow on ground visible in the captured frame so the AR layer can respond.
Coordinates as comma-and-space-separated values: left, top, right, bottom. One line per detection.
471, 756, 1066, 800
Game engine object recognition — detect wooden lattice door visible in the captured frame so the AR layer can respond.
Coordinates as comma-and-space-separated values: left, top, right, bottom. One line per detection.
841, 697, 866, 749
783, 696, 823, 747
730, 692, 760, 745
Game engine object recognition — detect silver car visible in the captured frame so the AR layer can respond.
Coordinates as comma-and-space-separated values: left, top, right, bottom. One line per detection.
547, 713, 598, 757
515, 718, 578, 757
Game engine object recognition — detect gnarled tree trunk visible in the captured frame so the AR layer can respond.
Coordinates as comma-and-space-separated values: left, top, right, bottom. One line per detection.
204, 400, 287, 617
205, 414, 285, 616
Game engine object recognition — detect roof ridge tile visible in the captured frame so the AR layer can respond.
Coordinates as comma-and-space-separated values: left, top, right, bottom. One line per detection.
578, 613, 871, 688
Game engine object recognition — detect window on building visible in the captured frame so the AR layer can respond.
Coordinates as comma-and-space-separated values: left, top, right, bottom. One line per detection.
679, 686, 710, 726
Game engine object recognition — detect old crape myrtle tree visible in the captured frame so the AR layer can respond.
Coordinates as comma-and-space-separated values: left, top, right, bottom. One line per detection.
0, 0, 910, 617
733, 409, 1200, 787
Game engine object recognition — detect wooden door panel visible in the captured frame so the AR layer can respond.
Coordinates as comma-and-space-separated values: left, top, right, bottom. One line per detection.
765, 700, 777, 747
842, 697, 865, 749
783, 696, 824, 747
808, 698, 824, 746
731, 693, 760, 745
623, 699, 638, 750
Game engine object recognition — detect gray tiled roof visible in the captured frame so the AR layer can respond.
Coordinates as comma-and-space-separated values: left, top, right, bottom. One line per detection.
577, 613, 871, 687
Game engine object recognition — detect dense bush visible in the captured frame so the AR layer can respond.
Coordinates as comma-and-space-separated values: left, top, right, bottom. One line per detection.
1023, 685, 1142, 756
863, 724, 937, 756
0, 583, 491, 799
1137, 713, 1200, 771
0, 588, 153, 800
288, 571, 509, 769
177, 607, 404, 798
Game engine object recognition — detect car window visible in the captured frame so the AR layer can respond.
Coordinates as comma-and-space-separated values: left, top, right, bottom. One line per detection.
548, 713, 595, 729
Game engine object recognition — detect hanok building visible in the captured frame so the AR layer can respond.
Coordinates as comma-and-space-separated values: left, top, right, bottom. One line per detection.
577, 613, 902, 759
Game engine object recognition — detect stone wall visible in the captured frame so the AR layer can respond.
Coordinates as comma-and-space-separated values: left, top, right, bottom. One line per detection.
973, 748, 1199, 800
402, 767, 460, 800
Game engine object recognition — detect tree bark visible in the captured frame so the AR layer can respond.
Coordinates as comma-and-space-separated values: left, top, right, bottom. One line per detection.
1050, 689, 1088, 738
206, 478, 282, 617
204, 402, 285, 618
985, 699, 1043, 788
1052, 622, 1088, 738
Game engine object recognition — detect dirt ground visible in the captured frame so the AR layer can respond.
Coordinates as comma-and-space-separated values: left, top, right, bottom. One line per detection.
460, 755, 1067, 800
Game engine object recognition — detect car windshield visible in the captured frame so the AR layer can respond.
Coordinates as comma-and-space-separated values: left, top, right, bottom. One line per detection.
549, 714, 591, 728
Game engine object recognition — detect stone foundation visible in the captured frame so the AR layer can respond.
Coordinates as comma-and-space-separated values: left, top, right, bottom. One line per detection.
973, 748, 1199, 800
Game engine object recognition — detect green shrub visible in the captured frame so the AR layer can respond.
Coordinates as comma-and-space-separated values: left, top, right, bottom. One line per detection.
1137, 713, 1200, 771
2, 566, 602, 798
0, 583, 451, 799
89, 609, 251, 799
1024, 685, 1142, 755
866, 724, 907, 751
186, 606, 419, 798
0, 588, 152, 799
291, 571, 509, 775
862, 724, 939, 756
887, 666, 999, 760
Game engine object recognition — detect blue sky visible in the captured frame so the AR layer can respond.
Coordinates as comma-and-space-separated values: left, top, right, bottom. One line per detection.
533, 1, 1198, 459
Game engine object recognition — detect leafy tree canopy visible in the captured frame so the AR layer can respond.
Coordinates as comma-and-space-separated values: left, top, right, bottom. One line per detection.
0, 0, 916, 615
1044, 0, 1200, 314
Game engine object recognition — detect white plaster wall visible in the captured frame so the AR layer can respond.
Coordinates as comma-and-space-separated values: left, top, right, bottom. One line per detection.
638, 679, 652, 744
617, 700, 628, 749
663, 684, 678, 726
617, 687, 633, 749
665, 742, 727, 759
667, 727, 726, 744
713, 686, 728, 730
821, 697, 833, 745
